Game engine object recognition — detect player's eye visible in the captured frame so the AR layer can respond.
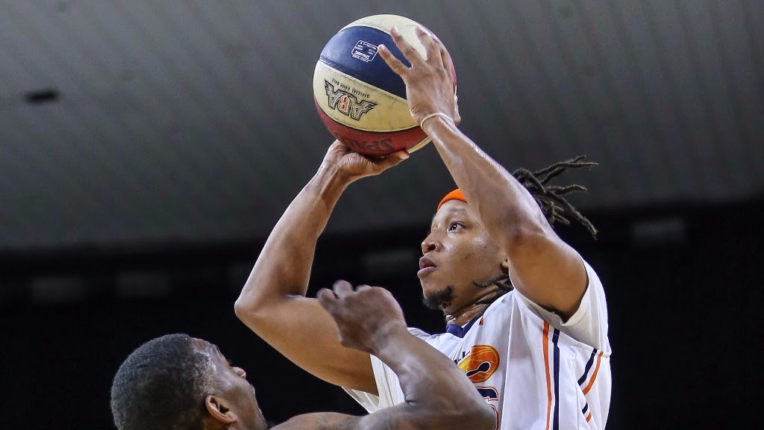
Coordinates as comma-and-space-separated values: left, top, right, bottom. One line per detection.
448, 222, 463, 232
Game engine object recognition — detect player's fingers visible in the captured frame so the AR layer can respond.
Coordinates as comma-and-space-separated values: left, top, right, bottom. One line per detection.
391, 150, 410, 160
316, 288, 337, 311
364, 150, 405, 171
453, 95, 462, 126
442, 47, 455, 83
375, 150, 409, 171
378, 44, 408, 78
429, 34, 455, 88
332, 279, 354, 297
426, 30, 455, 82
326, 140, 349, 158
355, 285, 373, 292
390, 26, 424, 66
415, 26, 440, 66
329, 140, 346, 151
371, 286, 394, 301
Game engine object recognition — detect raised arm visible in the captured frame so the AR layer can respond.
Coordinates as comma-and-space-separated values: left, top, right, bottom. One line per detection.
234, 141, 407, 393
379, 27, 588, 319
274, 282, 495, 430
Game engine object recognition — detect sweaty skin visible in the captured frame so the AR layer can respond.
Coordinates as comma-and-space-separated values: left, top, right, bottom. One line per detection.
378, 26, 588, 319
236, 25, 588, 398
224, 283, 495, 430
276, 282, 494, 429
235, 142, 406, 394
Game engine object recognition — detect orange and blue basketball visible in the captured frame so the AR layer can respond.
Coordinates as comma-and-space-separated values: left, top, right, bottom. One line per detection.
313, 15, 455, 156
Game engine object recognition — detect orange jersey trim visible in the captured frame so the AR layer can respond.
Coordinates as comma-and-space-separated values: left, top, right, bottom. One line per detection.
543, 322, 552, 430
582, 351, 604, 395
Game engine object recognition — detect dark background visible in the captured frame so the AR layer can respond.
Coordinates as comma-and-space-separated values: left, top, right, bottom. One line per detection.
1, 1, 763, 429
2, 201, 762, 429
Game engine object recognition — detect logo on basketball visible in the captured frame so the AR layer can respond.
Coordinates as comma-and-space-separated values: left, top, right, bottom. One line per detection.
351, 40, 379, 62
457, 345, 500, 383
324, 81, 377, 121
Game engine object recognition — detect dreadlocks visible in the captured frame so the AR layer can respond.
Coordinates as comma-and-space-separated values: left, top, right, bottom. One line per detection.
471, 155, 597, 306
472, 274, 514, 306
512, 155, 598, 237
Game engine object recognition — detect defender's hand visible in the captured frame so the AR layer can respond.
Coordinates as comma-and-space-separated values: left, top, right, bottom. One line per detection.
317, 281, 407, 354
320, 140, 409, 184
378, 26, 461, 126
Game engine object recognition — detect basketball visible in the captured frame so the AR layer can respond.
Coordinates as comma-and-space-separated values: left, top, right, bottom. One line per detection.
313, 14, 455, 156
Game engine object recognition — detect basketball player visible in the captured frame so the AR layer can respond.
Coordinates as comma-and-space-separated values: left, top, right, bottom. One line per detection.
236, 26, 611, 430
111, 282, 495, 430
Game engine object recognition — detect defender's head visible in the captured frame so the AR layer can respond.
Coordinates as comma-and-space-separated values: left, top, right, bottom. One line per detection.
111, 334, 270, 430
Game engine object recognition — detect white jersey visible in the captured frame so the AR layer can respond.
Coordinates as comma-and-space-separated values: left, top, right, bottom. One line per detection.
346, 258, 612, 430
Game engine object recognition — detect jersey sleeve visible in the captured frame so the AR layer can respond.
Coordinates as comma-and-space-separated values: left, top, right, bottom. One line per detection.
342, 327, 431, 412
515, 257, 611, 352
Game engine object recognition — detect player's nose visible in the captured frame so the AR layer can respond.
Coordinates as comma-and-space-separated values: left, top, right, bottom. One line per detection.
420, 232, 442, 254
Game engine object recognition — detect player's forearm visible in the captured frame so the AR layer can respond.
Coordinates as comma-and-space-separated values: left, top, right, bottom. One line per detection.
424, 118, 552, 245
236, 164, 349, 309
369, 325, 495, 429
375, 330, 476, 408
425, 118, 588, 317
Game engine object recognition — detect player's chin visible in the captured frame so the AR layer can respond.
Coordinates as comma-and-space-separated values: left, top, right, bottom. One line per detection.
419, 276, 442, 296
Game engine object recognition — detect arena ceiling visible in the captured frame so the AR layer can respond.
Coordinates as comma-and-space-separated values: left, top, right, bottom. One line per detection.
0, 0, 762, 250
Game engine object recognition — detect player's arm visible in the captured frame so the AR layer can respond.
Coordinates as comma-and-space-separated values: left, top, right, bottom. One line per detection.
274, 282, 496, 430
351, 321, 496, 430
234, 141, 407, 394
379, 27, 586, 319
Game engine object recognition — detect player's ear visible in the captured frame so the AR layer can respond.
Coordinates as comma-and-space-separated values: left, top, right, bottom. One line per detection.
500, 258, 510, 273
205, 395, 238, 425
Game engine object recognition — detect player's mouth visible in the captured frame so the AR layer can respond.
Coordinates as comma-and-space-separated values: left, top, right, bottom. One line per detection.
418, 257, 438, 277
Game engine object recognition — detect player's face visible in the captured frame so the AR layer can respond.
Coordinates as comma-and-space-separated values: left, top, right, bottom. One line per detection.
419, 200, 507, 313
193, 339, 271, 430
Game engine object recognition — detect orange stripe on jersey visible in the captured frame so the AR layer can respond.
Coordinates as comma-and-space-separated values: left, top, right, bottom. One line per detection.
583, 351, 604, 395
586, 411, 592, 422
543, 322, 552, 430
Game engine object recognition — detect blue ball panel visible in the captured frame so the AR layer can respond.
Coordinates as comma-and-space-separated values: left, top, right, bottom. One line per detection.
319, 26, 410, 99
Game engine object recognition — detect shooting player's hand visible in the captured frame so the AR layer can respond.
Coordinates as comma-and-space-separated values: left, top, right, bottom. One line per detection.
378, 26, 461, 126
320, 140, 408, 184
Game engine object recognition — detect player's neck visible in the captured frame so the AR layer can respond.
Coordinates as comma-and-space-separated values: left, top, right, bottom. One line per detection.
443, 287, 502, 326
445, 287, 503, 326
445, 302, 488, 326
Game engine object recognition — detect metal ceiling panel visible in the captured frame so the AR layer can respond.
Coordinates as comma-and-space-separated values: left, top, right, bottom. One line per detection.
0, 0, 761, 249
